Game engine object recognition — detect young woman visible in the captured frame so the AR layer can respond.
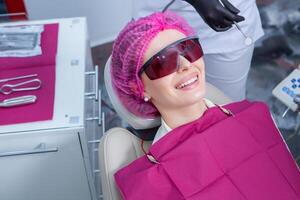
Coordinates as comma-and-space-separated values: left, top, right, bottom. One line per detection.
110, 11, 300, 200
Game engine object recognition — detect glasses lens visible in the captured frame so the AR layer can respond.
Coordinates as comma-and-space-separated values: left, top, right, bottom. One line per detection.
141, 37, 203, 80
145, 49, 178, 80
180, 39, 203, 62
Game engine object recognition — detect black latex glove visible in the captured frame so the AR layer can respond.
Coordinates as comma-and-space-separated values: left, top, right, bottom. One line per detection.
184, 0, 245, 32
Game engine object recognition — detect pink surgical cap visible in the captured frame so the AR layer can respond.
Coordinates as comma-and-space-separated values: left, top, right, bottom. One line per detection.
111, 11, 196, 118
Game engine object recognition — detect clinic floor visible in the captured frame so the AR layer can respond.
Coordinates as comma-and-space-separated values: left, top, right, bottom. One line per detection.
92, 0, 300, 167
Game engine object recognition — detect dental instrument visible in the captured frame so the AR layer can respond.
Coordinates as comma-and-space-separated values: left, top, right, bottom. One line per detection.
0, 95, 37, 107
217, 0, 253, 46
162, 0, 175, 12
0, 78, 42, 95
282, 107, 290, 118
163, 0, 253, 45
0, 74, 38, 83
233, 21, 253, 46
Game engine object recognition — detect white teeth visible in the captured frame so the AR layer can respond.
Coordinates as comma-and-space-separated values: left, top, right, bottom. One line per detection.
177, 76, 198, 89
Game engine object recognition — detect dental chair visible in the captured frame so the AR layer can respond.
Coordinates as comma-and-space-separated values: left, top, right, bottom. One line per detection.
99, 56, 232, 200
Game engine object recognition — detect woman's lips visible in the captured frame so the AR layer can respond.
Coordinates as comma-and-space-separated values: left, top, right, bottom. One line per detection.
177, 76, 199, 90
175, 72, 199, 90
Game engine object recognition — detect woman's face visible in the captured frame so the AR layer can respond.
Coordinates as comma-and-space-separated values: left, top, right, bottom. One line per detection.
141, 29, 206, 110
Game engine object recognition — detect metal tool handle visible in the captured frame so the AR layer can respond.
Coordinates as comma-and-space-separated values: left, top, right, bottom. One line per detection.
0, 143, 58, 158
1, 78, 41, 94
102, 112, 105, 133
282, 94, 300, 117
98, 90, 102, 125
0, 74, 37, 83
85, 65, 99, 101
0, 95, 37, 107
85, 90, 102, 125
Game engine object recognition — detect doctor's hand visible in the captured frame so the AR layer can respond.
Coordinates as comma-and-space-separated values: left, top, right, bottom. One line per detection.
183, 0, 245, 32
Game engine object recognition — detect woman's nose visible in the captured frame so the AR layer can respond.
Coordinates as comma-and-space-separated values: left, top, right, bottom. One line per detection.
177, 56, 192, 72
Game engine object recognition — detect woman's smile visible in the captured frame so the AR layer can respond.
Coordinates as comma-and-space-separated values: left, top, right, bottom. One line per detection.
175, 75, 198, 90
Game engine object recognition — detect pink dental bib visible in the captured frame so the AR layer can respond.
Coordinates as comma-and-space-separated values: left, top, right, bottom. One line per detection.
115, 100, 300, 200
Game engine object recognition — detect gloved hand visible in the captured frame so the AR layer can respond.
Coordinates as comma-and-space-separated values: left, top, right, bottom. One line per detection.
184, 0, 245, 32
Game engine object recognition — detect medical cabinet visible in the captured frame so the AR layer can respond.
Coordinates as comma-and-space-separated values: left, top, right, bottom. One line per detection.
0, 17, 104, 200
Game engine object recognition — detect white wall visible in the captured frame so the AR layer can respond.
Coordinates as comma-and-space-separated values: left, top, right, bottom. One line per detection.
24, 0, 133, 46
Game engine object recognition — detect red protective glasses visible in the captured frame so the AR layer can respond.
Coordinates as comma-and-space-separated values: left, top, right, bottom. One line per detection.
139, 36, 203, 80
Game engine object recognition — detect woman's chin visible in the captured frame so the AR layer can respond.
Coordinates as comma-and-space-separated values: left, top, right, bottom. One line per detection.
179, 91, 205, 105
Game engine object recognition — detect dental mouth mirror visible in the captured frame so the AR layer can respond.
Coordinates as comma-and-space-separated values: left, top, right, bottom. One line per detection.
233, 21, 253, 46
217, 0, 253, 46
163, 0, 253, 46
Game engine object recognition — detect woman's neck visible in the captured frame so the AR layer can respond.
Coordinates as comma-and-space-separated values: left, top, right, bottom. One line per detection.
159, 99, 207, 129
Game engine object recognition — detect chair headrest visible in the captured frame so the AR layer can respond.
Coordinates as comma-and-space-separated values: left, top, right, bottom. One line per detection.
104, 56, 161, 130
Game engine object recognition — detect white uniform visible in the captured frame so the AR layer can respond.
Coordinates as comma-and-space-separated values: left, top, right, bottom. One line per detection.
133, 0, 264, 101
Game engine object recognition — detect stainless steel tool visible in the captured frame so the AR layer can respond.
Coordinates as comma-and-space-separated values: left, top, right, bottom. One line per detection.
0, 78, 42, 95
0, 74, 38, 83
0, 95, 37, 107
232, 21, 253, 46
218, 0, 253, 46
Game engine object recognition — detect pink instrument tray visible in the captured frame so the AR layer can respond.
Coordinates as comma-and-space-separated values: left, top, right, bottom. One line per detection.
0, 23, 59, 126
